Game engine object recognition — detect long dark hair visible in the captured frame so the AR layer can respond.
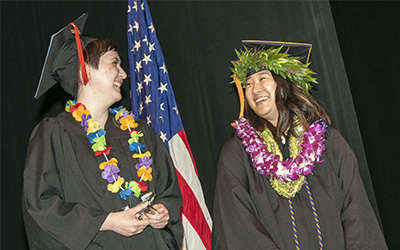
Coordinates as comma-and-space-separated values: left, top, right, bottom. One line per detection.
245, 72, 330, 141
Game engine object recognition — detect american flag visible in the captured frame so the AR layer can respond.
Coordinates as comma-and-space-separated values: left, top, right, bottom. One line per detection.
127, 0, 212, 249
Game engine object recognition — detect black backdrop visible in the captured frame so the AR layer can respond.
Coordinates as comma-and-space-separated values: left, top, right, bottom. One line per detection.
1, 1, 399, 249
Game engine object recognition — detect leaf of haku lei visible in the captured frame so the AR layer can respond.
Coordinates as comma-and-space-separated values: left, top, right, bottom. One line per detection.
102, 164, 120, 183
99, 158, 118, 170
107, 176, 125, 193
120, 115, 138, 131
133, 151, 151, 158
135, 156, 153, 170
137, 166, 153, 181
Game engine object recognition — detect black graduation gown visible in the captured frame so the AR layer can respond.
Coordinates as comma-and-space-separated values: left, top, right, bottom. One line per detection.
22, 111, 183, 249
212, 128, 387, 250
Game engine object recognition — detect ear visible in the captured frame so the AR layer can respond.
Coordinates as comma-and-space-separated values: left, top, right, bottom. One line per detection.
85, 63, 91, 82
79, 63, 92, 85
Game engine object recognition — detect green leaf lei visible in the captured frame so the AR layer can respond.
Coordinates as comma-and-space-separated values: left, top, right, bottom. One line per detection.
231, 46, 318, 93
258, 123, 306, 198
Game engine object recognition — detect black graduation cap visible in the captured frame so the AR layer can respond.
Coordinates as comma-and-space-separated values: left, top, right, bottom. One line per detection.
35, 13, 96, 99
241, 40, 312, 64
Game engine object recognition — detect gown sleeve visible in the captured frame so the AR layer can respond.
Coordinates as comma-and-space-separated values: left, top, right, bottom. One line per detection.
328, 129, 388, 250
212, 136, 279, 250
22, 118, 108, 249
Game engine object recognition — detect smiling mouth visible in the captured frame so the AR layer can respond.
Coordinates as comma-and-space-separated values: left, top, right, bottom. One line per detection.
255, 96, 269, 103
114, 82, 122, 88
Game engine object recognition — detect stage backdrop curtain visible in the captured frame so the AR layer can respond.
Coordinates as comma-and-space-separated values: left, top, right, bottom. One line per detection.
2, 1, 391, 249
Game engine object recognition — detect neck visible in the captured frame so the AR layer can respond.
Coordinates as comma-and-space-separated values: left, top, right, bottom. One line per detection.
76, 97, 109, 129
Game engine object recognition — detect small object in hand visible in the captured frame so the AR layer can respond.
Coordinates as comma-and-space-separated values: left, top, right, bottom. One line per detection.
137, 205, 158, 220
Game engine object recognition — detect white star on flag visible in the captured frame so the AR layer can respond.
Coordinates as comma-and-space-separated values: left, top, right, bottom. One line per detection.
149, 42, 155, 52
143, 53, 152, 64
159, 131, 167, 142
133, 40, 141, 52
136, 61, 143, 72
158, 82, 168, 94
146, 115, 151, 125
144, 94, 152, 105
137, 81, 143, 94
143, 73, 152, 85
148, 22, 155, 33
160, 63, 167, 73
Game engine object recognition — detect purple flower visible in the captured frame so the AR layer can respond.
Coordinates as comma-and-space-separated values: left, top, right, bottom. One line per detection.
121, 110, 130, 118
234, 117, 328, 183
81, 114, 92, 131
101, 164, 120, 183
135, 156, 153, 170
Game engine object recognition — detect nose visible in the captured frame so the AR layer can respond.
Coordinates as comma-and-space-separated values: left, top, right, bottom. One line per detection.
252, 80, 262, 93
119, 67, 127, 79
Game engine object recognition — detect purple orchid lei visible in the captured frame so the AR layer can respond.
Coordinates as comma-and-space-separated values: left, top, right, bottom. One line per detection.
233, 117, 328, 182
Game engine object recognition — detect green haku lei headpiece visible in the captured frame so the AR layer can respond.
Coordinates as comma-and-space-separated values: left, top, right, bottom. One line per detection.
231, 44, 318, 94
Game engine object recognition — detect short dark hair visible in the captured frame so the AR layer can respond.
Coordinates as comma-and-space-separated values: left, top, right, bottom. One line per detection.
84, 39, 118, 69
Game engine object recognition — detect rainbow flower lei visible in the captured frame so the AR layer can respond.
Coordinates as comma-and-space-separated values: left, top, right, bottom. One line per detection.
233, 117, 328, 197
65, 100, 152, 201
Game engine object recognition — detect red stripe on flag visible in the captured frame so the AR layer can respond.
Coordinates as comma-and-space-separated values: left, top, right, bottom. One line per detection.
176, 169, 212, 250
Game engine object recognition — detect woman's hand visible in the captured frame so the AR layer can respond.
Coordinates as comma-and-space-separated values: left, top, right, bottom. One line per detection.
147, 203, 170, 229
100, 202, 150, 237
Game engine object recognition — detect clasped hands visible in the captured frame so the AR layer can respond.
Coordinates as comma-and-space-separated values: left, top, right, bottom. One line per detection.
100, 202, 170, 237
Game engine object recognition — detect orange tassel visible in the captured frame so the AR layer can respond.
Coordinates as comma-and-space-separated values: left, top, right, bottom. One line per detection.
69, 22, 88, 85
231, 74, 246, 126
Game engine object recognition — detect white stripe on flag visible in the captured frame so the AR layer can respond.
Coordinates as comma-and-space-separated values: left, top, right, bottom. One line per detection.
168, 134, 213, 228
181, 214, 207, 250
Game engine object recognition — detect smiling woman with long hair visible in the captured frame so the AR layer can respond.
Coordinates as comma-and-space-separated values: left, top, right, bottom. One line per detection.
212, 41, 387, 250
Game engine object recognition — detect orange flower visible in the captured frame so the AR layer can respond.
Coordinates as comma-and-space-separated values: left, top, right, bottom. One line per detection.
99, 158, 118, 170
72, 105, 90, 122
137, 166, 152, 181
120, 115, 138, 131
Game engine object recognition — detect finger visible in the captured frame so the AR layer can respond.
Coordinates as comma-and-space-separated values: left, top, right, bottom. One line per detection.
132, 202, 149, 212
